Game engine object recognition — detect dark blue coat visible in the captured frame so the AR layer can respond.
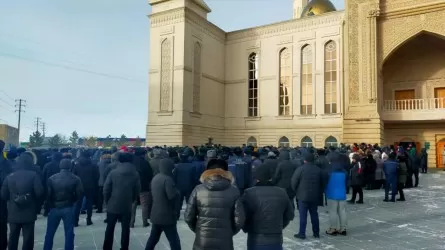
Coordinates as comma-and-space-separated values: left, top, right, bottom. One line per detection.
383, 160, 398, 182
192, 160, 206, 185
228, 157, 251, 190
174, 162, 196, 194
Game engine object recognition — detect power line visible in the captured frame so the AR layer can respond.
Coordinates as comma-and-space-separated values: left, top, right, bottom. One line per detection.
0, 52, 146, 84
15, 99, 26, 140
0, 90, 15, 102
0, 96, 14, 108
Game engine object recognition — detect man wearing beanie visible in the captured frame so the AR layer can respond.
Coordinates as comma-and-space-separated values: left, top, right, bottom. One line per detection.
103, 153, 140, 250
43, 159, 83, 250
242, 163, 294, 250
185, 159, 245, 250
291, 152, 325, 240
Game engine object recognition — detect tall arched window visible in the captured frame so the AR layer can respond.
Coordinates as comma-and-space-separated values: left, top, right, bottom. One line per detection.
160, 39, 172, 111
248, 53, 259, 117
279, 136, 290, 148
247, 136, 257, 147
301, 45, 313, 115
279, 48, 291, 116
324, 41, 337, 114
301, 136, 313, 148
325, 136, 338, 147
193, 42, 202, 113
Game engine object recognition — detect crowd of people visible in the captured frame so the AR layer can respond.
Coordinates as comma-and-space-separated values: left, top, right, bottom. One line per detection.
0, 139, 428, 250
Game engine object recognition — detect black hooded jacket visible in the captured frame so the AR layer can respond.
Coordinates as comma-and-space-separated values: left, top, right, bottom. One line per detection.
1, 154, 43, 223
185, 168, 245, 250
272, 150, 297, 198
103, 162, 140, 214
150, 159, 180, 225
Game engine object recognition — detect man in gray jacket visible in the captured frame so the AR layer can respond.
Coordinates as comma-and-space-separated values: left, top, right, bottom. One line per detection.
145, 158, 181, 250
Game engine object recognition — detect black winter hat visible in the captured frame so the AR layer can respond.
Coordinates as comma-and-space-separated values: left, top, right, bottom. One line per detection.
206, 159, 228, 171
118, 152, 134, 163
254, 163, 272, 183
60, 159, 72, 170
303, 152, 315, 163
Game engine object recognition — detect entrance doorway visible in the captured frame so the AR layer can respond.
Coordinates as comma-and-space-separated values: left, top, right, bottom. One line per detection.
394, 139, 421, 155
437, 140, 445, 168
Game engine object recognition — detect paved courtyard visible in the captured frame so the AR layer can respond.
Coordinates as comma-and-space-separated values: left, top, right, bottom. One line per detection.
30, 171, 445, 250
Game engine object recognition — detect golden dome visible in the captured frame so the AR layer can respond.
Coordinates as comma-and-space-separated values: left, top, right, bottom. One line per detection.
300, 0, 336, 18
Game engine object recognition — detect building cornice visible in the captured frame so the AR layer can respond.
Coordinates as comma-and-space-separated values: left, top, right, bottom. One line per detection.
226, 11, 344, 42
381, 1, 445, 19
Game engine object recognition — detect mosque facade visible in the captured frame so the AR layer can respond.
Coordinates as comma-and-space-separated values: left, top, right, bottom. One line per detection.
146, 0, 445, 168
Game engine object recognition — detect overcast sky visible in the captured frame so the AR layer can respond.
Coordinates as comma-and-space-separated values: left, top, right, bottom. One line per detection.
0, 0, 344, 142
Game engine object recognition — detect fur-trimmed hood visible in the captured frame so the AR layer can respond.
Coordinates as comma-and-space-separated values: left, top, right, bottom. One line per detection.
199, 168, 235, 191
26, 150, 38, 165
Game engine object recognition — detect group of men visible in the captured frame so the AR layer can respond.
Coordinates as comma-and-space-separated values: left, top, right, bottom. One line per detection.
0, 140, 429, 250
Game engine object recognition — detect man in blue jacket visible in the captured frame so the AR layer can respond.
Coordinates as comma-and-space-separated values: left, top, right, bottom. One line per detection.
383, 152, 398, 202
325, 154, 347, 236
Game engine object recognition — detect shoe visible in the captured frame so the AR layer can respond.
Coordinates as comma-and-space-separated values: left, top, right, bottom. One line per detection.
383, 199, 389, 202
104, 219, 108, 223
390, 199, 395, 202
143, 222, 150, 228
326, 229, 338, 236
397, 198, 405, 201
314, 234, 320, 239
81, 211, 86, 215
96, 210, 103, 214
356, 200, 364, 204
86, 220, 93, 226
347, 200, 355, 204
294, 234, 306, 240
339, 230, 347, 236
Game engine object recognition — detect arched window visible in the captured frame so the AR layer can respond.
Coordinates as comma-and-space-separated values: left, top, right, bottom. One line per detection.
301, 136, 313, 148
279, 48, 291, 116
279, 136, 290, 148
248, 53, 259, 117
160, 39, 172, 111
193, 42, 202, 113
325, 136, 338, 147
247, 136, 257, 147
301, 45, 313, 115
324, 41, 337, 114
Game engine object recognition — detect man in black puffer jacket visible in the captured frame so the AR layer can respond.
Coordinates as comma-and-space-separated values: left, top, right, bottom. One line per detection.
103, 153, 140, 250
73, 151, 99, 226
43, 159, 83, 250
145, 158, 181, 250
1, 153, 44, 250
131, 148, 153, 228
185, 159, 245, 250
243, 162, 294, 250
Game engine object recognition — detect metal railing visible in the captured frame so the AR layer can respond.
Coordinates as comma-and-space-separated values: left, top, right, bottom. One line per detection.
383, 98, 445, 111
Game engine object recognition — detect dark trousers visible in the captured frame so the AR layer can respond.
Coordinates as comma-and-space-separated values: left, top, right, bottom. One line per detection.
43, 207, 75, 250
103, 213, 131, 250
406, 171, 413, 188
350, 185, 363, 202
397, 183, 405, 200
248, 243, 283, 250
413, 171, 419, 187
145, 224, 181, 250
96, 187, 104, 212
74, 196, 93, 224
130, 202, 138, 227
421, 165, 427, 173
385, 180, 397, 201
140, 192, 152, 222
297, 201, 319, 237
0, 217, 7, 250
8, 222, 35, 250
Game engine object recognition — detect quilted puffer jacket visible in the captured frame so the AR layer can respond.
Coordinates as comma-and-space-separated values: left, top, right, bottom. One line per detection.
185, 168, 245, 250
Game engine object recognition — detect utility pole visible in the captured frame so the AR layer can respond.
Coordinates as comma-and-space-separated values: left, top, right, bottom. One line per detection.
41, 122, 46, 137
35, 117, 41, 133
15, 99, 26, 140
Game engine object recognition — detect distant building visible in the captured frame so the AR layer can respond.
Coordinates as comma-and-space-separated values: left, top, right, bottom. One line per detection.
77, 137, 146, 147
0, 124, 19, 150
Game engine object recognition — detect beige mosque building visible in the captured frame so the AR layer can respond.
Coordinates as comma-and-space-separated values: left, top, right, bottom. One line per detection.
146, 0, 445, 168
